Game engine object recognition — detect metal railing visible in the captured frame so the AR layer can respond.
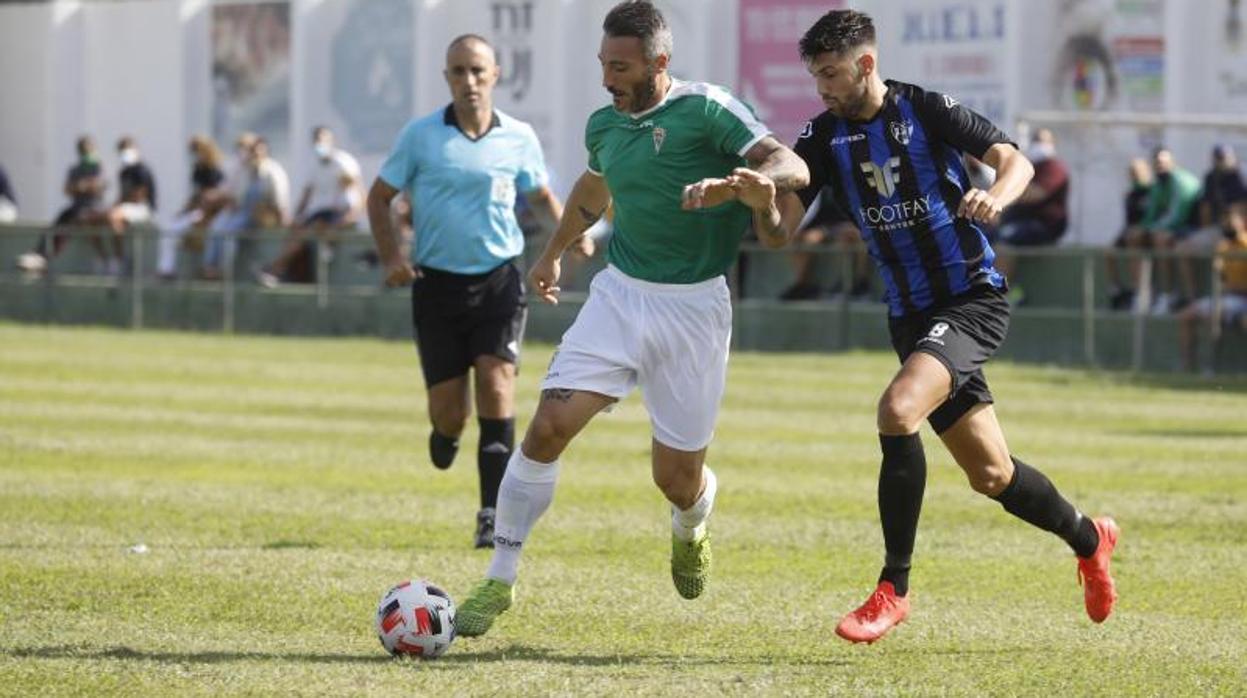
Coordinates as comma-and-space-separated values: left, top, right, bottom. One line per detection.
2, 224, 1243, 371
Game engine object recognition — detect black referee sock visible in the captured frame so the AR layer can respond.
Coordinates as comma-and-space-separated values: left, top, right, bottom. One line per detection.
877, 433, 927, 597
429, 430, 459, 470
993, 457, 1100, 558
477, 417, 515, 510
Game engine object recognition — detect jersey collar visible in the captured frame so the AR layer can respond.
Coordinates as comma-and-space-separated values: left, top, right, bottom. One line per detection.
443, 105, 502, 141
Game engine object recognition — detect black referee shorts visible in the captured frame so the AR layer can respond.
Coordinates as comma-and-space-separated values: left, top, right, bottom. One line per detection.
411, 259, 527, 387
888, 286, 1010, 434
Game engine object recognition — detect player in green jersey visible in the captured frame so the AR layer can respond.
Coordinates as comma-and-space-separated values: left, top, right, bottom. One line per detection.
456, 0, 809, 637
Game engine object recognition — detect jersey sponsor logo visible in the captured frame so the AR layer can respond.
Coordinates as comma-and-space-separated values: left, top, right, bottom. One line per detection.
859, 193, 937, 232
831, 133, 867, 146
653, 126, 667, 154
860, 158, 902, 198
889, 119, 914, 146
797, 120, 814, 140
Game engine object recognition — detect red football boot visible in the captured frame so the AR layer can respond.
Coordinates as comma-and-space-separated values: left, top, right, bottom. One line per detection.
1077, 517, 1120, 623
835, 581, 911, 644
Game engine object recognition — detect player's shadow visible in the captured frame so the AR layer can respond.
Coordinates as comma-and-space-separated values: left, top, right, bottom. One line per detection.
434, 642, 853, 668
6, 643, 853, 668
6, 645, 389, 665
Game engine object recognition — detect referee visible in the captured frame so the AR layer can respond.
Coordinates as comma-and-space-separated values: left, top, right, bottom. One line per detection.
367, 35, 586, 549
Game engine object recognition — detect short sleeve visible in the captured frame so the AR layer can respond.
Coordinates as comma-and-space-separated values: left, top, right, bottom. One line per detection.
585, 116, 603, 176
515, 127, 549, 194
702, 85, 771, 157
912, 89, 1014, 159
378, 121, 419, 190
792, 119, 829, 210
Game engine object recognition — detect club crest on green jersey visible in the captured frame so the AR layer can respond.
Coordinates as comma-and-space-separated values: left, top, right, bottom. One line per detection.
653, 126, 667, 154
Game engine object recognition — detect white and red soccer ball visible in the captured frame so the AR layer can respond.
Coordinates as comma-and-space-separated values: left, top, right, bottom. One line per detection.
375, 580, 456, 658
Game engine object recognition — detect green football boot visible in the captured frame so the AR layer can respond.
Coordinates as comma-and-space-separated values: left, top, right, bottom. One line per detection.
671, 528, 712, 600
456, 578, 514, 637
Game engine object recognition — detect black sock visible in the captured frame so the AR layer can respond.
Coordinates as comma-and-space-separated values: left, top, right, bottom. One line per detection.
877, 433, 927, 597
993, 457, 1100, 558
477, 417, 514, 510
429, 430, 459, 470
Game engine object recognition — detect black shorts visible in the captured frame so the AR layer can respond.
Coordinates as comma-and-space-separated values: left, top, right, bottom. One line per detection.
888, 286, 1010, 434
411, 260, 527, 387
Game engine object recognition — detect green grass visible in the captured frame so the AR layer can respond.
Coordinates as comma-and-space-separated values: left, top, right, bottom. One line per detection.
1, 322, 1244, 696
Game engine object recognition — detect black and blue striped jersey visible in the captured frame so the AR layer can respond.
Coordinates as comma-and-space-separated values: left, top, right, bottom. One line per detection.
794, 80, 1014, 317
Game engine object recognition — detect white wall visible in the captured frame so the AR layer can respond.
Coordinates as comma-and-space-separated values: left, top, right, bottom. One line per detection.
0, 0, 1241, 241
0, 3, 57, 220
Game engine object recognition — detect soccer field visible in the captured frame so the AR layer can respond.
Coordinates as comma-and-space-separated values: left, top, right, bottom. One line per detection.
1, 323, 1243, 696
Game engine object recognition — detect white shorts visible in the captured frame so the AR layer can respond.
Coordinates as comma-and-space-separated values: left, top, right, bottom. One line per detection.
117, 202, 152, 224
1189, 293, 1247, 323
542, 265, 732, 452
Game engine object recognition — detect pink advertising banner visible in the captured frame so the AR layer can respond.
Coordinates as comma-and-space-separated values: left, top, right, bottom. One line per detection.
738, 0, 843, 147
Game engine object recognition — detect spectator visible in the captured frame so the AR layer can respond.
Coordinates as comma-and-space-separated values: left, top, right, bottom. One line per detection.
157, 135, 228, 279
256, 126, 362, 287
1106, 157, 1154, 310
202, 136, 290, 280
15, 135, 108, 273
97, 136, 158, 275
778, 190, 865, 301
993, 128, 1071, 305
1123, 147, 1202, 314
0, 163, 16, 223
1177, 144, 1247, 303
1177, 200, 1247, 372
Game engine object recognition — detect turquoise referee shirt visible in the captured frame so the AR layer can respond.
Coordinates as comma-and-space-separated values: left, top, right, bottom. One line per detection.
379, 105, 549, 274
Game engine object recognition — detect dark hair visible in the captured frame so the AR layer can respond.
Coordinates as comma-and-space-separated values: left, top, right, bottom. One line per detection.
603, 1, 673, 61
116, 135, 136, 151
799, 9, 876, 62
312, 125, 331, 141
76, 135, 94, 155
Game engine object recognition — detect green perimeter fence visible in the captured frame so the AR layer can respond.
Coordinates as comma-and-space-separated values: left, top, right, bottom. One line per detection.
1, 224, 1244, 374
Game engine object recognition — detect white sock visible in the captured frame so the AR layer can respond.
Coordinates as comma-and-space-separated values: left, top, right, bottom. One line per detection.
672, 465, 717, 542
485, 450, 560, 585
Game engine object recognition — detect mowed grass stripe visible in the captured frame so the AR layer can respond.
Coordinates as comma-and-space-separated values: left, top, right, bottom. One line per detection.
0, 323, 1244, 695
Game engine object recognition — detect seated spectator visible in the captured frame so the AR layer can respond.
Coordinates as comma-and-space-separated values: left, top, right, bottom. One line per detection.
256, 126, 362, 287
1177, 144, 1247, 304
95, 136, 157, 275
1106, 157, 1155, 310
1177, 200, 1247, 372
1121, 147, 1203, 314
15, 135, 108, 272
779, 190, 865, 301
0, 163, 16, 223
202, 136, 290, 280
994, 128, 1070, 305
158, 135, 228, 279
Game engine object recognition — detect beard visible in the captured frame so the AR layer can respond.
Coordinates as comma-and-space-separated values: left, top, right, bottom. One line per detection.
624, 66, 660, 112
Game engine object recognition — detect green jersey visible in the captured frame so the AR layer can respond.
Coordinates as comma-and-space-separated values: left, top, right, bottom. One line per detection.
586, 79, 771, 284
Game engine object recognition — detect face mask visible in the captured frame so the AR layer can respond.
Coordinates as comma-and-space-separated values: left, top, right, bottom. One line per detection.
81, 153, 97, 165
314, 142, 332, 159
1027, 142, 1055, 163
119, 148, 139, 166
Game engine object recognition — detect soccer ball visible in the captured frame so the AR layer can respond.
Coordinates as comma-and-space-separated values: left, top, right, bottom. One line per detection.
375, 580, 456, 658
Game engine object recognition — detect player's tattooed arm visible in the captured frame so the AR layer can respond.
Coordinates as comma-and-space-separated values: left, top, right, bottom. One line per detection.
743, 136, 811, 195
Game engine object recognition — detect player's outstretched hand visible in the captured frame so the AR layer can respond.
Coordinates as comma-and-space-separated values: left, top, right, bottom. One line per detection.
383, 259, 418, 287
682, 178, 738, 210
958, 188, 1003, 225
529, 254, 563, 305
727, 168, 776, 211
